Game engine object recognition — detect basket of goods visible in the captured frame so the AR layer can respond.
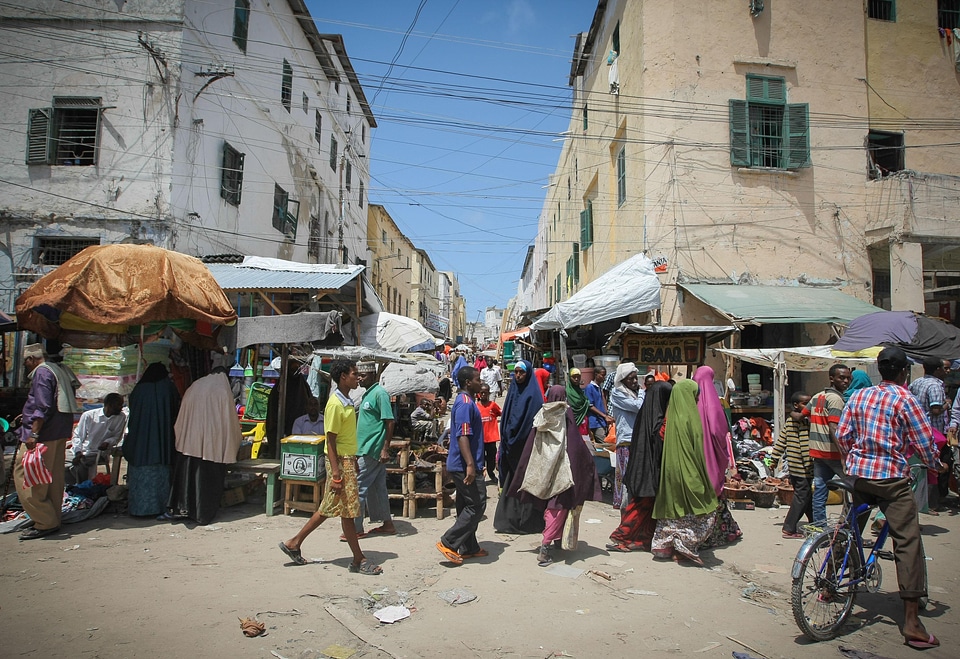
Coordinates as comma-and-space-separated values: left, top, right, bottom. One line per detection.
723, 480, 748, 501
763, 477, 782, 488
747, 483, 778, 508
777, 481, 794, 506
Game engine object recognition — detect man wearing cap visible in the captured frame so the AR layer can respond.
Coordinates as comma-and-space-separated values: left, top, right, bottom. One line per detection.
353, 362, 397, 537
836, 346, 944, 649
15, 344, 80, 540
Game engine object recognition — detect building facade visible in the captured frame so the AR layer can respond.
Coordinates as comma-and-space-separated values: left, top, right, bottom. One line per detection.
521, 0, 960, 333
411, 249, 441, 336
0, 0, 375, 312
367, 204, 415, 317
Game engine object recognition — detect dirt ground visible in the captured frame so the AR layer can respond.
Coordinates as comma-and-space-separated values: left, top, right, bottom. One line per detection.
1, 482, 956, 659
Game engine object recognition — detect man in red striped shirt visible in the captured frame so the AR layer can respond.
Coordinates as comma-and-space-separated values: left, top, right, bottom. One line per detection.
836, 347, 944, 649
803, 363, 851, 527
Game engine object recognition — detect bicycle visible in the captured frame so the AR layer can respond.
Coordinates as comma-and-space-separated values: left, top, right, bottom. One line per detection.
790, 478, 925, 641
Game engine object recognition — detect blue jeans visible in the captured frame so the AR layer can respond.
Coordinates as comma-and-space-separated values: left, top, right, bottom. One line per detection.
812, 458, 844, 526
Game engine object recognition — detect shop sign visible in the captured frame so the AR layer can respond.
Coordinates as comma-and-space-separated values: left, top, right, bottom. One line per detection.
651, 255, 668, 274
622, 334, 704, 365
425, 312, 449, 334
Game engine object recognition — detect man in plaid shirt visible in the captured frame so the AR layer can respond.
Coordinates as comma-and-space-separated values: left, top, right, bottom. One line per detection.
836, 346, 944, 649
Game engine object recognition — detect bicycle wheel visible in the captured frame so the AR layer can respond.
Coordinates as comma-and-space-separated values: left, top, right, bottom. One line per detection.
792, 529, 860, 641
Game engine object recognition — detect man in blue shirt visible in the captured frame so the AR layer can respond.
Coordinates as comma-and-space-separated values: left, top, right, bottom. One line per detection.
586, 367, 614, 442
436, 366, 486, 565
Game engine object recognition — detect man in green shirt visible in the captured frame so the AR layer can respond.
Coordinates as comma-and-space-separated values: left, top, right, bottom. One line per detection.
278, 360, 382, 575
353, 361, 396, 536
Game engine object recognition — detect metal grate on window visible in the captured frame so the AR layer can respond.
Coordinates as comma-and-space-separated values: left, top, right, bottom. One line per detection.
868, 0, 895, 21
34, 237, 99, 266
749, 104, 784, 168
52, 97, 101, 166
221, 142, 244, 205
940, 0, 960, 29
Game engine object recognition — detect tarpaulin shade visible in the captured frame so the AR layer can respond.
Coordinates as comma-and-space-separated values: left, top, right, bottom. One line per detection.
531, 253, 661, 331
16, 244, 237, 338
221, 311, 342, 350
344, 312, 434, 354
832, 311, 960, 361
679, 284, 883, 325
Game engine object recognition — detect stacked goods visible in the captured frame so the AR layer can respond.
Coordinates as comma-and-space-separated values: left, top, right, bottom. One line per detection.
63, 341, 172, 399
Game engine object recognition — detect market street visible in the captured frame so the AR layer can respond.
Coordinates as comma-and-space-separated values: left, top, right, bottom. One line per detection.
2, 488, 956, 659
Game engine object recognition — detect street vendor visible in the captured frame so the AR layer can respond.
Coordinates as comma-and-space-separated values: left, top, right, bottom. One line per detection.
68, 393, 126, 485
292, 396, 324, 435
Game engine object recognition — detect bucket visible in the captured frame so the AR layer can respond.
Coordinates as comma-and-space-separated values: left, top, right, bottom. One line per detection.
572, 354, 587, 368
595, 355, 620, 371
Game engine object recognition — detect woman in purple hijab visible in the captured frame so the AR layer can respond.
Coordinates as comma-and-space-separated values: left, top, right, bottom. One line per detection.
692, 365, 743, 548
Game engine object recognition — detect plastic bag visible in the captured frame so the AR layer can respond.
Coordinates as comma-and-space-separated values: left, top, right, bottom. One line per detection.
21, 444, 53, 488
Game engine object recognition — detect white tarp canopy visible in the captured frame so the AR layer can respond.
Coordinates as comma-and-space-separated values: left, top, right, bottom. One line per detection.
380, 361, 443, 395
345, 312, 435, 354
715, 346, 879, 440
531, 253, 661, 331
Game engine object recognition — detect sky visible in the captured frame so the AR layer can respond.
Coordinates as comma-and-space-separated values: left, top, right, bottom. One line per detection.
306, 0, 598, 326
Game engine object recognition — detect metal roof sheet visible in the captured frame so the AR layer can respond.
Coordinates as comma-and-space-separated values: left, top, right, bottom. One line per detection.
679, 284, 883, 325
206, 263, 364, 291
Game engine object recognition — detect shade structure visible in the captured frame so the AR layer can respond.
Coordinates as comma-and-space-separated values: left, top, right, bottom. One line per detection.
531, 253, 661, 331
380, 361, 443, 395
832, 310, 960, 361
16, 244, 237, 340
345, 312, 435, 354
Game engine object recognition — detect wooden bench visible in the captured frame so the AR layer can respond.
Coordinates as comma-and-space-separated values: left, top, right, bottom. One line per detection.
226, 459, 282, 516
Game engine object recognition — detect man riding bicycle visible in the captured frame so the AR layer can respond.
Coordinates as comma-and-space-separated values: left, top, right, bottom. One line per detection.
835, 346, 945, 650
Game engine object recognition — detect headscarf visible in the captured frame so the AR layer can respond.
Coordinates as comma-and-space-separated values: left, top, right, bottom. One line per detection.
692, 365, 732, 497
498, 359, 543, 486
451, 354, 468, 383
623, 381, 672, 499
614, 362, 639, 397
843, 369, 872, 402
565, 368, 590, 425
652, 379, 719, 520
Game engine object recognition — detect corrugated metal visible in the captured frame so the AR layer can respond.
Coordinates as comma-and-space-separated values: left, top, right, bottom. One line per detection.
679, 284, 883, 325
206, 263, 364, 291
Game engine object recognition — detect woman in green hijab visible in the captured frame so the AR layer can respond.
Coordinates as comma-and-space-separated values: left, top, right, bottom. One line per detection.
651, 379, 718, 565
565, 368, 590, 432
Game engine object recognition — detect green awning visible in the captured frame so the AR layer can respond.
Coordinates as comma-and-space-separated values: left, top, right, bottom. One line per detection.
678, 284, 883, 325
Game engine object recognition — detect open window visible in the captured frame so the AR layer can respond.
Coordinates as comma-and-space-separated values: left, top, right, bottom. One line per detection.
26, 97, 102, 166
867, 130, 904, 179
729, 75, 809, 169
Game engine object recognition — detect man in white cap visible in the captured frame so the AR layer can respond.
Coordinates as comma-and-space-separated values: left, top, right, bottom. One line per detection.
16, 343, 79, 540
352, 361, 397, 537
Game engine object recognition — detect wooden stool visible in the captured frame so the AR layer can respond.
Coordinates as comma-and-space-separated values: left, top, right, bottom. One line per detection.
282, 478, 325, 515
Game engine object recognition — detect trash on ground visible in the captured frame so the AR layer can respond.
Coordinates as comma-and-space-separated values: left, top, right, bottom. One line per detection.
374, 605, 410, 624
322, 644, 357, 659
63, 545, 80, 551
584, 519, 602, 524
625, 589, 658, 596
437, 588, 477, 605
588, 569, 612, 581
544, 564, 584, 579
239, 616, 266, 637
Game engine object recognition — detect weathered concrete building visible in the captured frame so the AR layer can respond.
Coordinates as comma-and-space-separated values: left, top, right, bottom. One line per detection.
438, 271, 466, 341
0, 0, 375, 312
521, 0, 960, 341
367, 204, 415, 317
411, 249, 441, 337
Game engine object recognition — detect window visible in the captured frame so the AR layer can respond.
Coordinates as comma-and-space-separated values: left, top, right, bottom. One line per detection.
729, 75, 809, 169
566, 243, 580, 293
34, 236, 98, 266
302, 92, 308, 113
272, 184, 298, 239
359, 181, 364, 208
616, 146, 626, 207
329, 135, 338, 170
567, 177, 571, 200
220, 142, 244, 206
308, 215, 322, 260
555, 273, 562, 303
281, 60, 292, 112
315, 110, 322, 148
382, 229, 387, 244
346, 94, 351, 114
233, 0, 250, 52
334, 79, 340, 94
362, 125, 366, 144
868, 0, 895, 21
26, 97, 102, 166
939, 0, 960, 29
346, 160, 352, 191
867, 130, 905, 178
582, 104, 588, 131
612, 21, 620, 54
579, 199, 594, 250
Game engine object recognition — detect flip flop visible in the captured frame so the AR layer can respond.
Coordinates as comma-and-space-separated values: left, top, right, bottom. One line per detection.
605, 542, 633, 552
368, 526, 397, 535
349, 559, 382, 575
461, 548, 489, 559
782, 531, 805, 539
278, 542, 308, 565
904, 633, 939, 649
339, 532, 369, 542
436, 540, 463, 565
19, 526, 59, 541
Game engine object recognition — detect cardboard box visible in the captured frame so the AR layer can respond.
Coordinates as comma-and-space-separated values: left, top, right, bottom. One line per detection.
221, 486, 246, 507
730, 499, 755, 510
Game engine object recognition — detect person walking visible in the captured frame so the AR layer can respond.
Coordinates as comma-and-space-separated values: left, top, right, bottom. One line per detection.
480, 359, 503, 399
506, 385, 601, 566
803, 363, 852, 528
476, 383, 502, 482
436, 366, 487, 564
836, 347, 943, 649
15, 343, 79, 540
352, 361, 397, 537
771, 392, 814, 539
609, 381, 672, 552
608, 363, 644, 511
279, 360, 382, 575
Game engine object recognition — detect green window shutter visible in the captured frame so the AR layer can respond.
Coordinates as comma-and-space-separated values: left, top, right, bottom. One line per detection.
746, 75, 786, 104
729, 100, 749, 166
586, 200, 594, 247
579, 209, 589, 249
784, 103, 810, 169
582, 104, 588, 131
26, 108, 52, 165
572, 243, 580, 284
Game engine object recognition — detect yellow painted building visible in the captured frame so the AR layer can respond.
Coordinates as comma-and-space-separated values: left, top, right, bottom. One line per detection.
367, 204, 415, 317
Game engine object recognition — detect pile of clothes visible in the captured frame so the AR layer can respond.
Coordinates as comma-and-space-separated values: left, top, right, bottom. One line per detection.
0, 473, 112, 533
731, 416, 773, 457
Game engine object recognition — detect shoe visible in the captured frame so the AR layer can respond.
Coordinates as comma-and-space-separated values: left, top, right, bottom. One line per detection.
278, 542, 308, 565
436, 540, 463, 565
368, 526, 397, 535
782, 531, 805, 539
348, 559, 382, 575
904, 633, 940, 649
19, 526, 60, 541
461, 548, 489, 559
537, 544, 553, 567
339, 532, 369, 542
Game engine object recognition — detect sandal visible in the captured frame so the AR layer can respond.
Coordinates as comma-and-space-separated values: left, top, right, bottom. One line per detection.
339, 532, 369, 542
19, 526, 60, 541
368, 526, 397, 535
278, 542, 308, 565
537, 544, 553, 567
782, 531, 805, 539
435, 541, 463, 565
461, 548, 488, 559
349, 559, 382, 575
606, 542, 633, 553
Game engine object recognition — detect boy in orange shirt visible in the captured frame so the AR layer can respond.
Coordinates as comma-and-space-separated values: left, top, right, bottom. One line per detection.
476, 383, 502, 482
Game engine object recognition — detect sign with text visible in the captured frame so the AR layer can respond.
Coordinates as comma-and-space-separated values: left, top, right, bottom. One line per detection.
622, 334, 704, 365
425, 312, 449, 334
